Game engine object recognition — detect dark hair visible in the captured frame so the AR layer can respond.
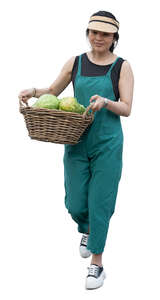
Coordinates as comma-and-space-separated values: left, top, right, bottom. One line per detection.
86, 11, 119, 52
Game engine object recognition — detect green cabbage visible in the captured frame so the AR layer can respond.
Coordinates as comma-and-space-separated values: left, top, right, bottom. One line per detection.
78, 104, 86, 114
59, 97, 86, 114
32, 94, 59, 109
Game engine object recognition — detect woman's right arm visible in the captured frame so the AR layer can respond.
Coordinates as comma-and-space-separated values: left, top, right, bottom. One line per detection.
18, 56, 76, 103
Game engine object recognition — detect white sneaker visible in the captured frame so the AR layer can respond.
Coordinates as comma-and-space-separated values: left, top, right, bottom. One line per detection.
79, 233, 91, 258
85, 264, 106, 290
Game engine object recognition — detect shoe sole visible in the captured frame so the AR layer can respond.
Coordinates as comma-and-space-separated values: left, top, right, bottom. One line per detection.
85, 272, 106, 290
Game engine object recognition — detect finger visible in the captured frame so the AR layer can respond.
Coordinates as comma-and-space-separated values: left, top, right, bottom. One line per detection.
22, 97, 27, 102
91, 104, 97, 112
90, 95, 98, 102
19, 95, 24, 100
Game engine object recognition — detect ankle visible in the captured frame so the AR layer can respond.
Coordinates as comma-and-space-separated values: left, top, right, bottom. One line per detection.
90, 261, 103, 267
90, 262, 103, 267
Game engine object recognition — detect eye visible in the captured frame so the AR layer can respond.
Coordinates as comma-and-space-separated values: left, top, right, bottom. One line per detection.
103, 33, 110, 36
93, 31, 98, 35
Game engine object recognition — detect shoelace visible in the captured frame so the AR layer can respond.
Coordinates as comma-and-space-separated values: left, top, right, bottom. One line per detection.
87, 265, 99, 277
81, 234, 88, 246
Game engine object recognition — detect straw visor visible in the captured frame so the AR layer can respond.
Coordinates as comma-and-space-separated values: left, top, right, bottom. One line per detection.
87, 15, 119, 33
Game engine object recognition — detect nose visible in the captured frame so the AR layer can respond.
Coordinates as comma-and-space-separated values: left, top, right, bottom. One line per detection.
95, 32, 103, 40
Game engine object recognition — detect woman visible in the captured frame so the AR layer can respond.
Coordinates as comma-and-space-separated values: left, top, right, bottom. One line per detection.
19, 11, 134, 290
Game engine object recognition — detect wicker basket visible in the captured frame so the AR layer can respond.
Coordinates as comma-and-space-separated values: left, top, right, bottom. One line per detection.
19, 99, 94, 145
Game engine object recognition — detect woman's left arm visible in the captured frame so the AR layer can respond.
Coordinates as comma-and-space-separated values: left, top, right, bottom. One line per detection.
90, 61, 134, 117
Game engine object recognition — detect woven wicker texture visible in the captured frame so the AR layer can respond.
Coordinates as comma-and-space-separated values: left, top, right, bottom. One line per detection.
19, 99, 94, 144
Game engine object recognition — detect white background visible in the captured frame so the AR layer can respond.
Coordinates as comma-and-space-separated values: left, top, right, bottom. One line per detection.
1, 0, 160, 299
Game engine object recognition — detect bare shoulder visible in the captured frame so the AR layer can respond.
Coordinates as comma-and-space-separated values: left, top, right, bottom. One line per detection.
61, 56, 76, 74
120, 60, 134, 79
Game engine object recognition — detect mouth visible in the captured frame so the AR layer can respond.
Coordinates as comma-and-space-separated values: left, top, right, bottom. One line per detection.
94, 43, 104, 47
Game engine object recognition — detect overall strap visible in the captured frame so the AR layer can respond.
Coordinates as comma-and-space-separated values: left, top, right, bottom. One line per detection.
77, 54, 82, 76
107, 56, 120, 75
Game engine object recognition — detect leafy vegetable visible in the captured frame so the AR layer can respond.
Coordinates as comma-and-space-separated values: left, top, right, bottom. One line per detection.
32, 94, 59, 109
59, 97, 86, 114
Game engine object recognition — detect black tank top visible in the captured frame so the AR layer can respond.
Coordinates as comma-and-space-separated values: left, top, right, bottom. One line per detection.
71, 52, 125, 101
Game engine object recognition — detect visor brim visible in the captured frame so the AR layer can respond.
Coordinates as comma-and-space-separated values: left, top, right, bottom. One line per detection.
87, 22, 118, 33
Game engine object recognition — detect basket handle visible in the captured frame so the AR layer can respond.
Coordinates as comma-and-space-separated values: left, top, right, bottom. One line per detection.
19, 98, 29, 109
82, 103, 94, 119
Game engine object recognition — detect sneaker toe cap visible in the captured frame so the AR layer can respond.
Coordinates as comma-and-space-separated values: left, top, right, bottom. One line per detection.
79, 246, 91, 258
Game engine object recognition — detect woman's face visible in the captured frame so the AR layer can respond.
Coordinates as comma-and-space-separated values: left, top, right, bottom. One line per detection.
88, 29, 115, 53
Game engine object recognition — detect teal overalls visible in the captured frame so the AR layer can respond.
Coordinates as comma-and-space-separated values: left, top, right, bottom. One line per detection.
63, 54, 123, 254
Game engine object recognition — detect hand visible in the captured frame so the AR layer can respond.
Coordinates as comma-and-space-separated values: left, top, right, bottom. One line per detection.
89, 95, 106, 112
18, 88, 35, 104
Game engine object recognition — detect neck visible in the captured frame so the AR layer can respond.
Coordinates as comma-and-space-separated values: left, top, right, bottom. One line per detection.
91, 49, 112, 60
